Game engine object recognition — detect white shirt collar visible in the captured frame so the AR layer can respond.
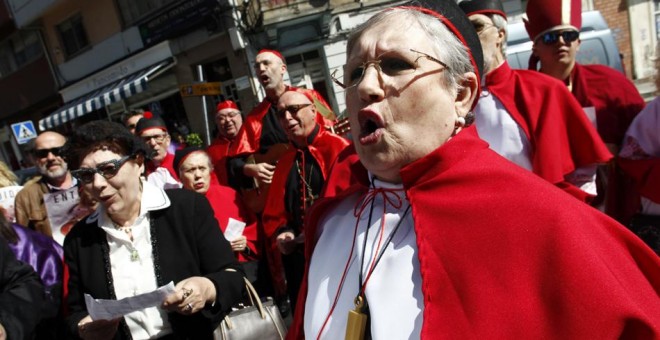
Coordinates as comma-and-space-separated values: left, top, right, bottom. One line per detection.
86, 180, 171, 224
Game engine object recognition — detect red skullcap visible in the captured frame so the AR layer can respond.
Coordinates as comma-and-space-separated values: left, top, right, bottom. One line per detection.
216, 100, 238, 112
257, 49, 285, 62
524, 0, 581, 42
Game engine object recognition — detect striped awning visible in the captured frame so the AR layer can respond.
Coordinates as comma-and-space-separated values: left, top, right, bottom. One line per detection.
39, 58, 175, 131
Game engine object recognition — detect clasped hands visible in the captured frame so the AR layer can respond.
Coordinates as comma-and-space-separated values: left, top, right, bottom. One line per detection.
77, 277, 216, 340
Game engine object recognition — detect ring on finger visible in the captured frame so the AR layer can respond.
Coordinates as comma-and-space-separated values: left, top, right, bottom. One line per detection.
185, 303, 193, 311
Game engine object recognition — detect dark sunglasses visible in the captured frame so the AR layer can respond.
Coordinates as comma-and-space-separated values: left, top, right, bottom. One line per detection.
34, 147, 62, 158
71, 155, 133, 184
276, 103, 312, 117
540, 30, 580, 45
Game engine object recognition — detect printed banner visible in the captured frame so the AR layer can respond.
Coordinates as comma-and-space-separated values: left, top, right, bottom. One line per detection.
0, 186, 23, 222
44, 187, 91, 245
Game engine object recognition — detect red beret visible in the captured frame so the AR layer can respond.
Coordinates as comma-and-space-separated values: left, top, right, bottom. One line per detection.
216, 100, 238, 112
524, 0, 581, 42
257, 49, 285, 62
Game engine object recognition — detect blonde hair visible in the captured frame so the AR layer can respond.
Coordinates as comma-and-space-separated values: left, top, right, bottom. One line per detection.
0, 161, 17, 187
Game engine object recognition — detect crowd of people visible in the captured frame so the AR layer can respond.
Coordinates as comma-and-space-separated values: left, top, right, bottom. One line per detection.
0, 0, 659, 338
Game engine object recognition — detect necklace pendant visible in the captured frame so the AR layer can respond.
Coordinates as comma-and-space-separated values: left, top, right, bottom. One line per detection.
130, 249, 139, 261
345, 296, 367, 340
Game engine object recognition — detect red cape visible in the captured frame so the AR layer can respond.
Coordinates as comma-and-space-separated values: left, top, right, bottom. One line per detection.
262, 128, 350, 238
204, 184, 259, 262
146, 152, 178, 180
288, 127, 660, 339
230, 88, 336, 156
207, 136, 232, 187
485, 62, 612, 201
571, 63, 645, 145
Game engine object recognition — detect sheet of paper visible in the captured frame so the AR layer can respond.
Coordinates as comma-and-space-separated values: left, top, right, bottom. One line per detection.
224, 218, 246, 241
84, 281, 176, 320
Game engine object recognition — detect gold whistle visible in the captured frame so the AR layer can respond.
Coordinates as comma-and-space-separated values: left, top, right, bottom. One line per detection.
345, 296, 367, 340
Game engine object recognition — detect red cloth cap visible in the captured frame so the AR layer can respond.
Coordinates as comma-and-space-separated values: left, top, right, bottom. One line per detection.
216, 100, 238, 112
524, 0, 581, 42
257, 49, 285, 62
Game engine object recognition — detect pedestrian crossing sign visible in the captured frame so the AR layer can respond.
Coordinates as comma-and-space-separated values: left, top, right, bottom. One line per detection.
11, 121, 37, 144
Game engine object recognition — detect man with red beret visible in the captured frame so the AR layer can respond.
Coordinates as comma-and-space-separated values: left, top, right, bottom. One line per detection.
208, 100, 243, 186
227, 49, 335, 213
525, 0, 646, 220
135, 113, 181, 188
459, 0, 611, 202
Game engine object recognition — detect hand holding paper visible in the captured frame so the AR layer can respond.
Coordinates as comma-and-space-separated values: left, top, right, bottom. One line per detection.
224, 218, 246, 241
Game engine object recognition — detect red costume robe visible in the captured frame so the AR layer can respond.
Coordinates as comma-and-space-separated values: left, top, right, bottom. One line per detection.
207, 136, 233, 187
204, 184, 258, 262
484, 62, 612, 201
145, 152, 178, 180
230, 88, 335, 156
571, 63, 646, 221
288, 127, 660, 339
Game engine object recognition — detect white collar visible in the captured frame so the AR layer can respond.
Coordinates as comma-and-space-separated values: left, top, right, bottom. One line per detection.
86, 180, 171, 224
368, 172, 404, 190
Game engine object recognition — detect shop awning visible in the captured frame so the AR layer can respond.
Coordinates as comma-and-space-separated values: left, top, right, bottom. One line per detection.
39, 58, 176, 131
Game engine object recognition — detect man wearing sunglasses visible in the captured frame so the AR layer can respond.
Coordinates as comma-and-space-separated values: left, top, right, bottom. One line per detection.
459, 0, 611, 202
14, 131, 78, 242
122, 109, 144, 135
227, 49, 334, 214
526, 0, 645, 221
261, 88, 349, 315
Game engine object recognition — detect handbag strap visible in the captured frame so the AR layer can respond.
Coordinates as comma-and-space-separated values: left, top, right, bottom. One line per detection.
224, 268, 267, 319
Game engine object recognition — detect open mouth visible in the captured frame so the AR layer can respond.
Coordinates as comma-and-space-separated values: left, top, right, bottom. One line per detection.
260, 75, 270, 84
357, 110, 384, 145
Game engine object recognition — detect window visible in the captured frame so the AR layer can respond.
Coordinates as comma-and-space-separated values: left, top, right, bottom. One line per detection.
116, 0, 178, 26
57, 14, 89, 58
0, 31, 43, 78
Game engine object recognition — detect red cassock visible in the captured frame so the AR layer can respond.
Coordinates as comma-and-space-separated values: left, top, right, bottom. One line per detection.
287, 127, 660, 339
262, 127, 350, 239
230, 88, 335, 157
207, 136, 233, 187
204, 184, 259, 262
571, 63, 645, 146
146, 152, 178, 180
485, 62, 612, 201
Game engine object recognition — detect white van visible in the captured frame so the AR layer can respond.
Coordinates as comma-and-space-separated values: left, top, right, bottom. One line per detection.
506, 11, 624, 73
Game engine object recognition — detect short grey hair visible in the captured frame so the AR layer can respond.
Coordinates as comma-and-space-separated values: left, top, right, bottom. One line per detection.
346, 8, 474, 96
490, 13, 508, 55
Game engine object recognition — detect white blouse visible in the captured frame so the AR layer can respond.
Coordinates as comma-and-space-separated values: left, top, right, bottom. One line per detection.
305, 177, 423, 339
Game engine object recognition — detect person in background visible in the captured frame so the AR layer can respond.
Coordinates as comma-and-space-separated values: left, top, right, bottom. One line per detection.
15, 131, 77, 242
525, 0, 645, 221
288, 1, 660, 339
0, 162, 17, 187
618, 49, 660, 254
208, 100, 243, 187
174, 147, 261, 286
458, 0, 611, 202
135, 113, 181, 189
0, 238, 44, 340
262, 88, 349, 314
227, 49, 335, 214
61, 120, 245, 339
122, 109, 145, 135
0, 207, 63, 339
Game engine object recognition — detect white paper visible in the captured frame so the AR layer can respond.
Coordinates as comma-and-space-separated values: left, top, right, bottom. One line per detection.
84, 281, 176, 320
224, 218, 246, 241
583, 106, 597, 129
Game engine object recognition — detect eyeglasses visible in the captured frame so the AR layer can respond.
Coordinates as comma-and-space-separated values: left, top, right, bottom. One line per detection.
71, 155, 133, 184
141, 133, 167, 143
276, 104, 312, 117
34, 147, 63, 158
540, 30, 580, 45
471, 21, 496, 35
331, 48, 448, 90
216, 111, 240, 122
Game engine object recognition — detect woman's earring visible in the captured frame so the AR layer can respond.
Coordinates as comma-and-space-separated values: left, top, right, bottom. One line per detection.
455, 116, 466, 128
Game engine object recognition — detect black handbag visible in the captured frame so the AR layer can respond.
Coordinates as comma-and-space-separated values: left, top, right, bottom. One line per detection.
214, 270, 287, 340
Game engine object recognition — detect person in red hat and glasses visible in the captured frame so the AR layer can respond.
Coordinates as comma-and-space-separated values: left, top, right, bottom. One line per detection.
458, 0, 611, 202
208, 100, 243, 186
287, 0, 660, 339
227, 49, 335, 214
525, 0, 646, 221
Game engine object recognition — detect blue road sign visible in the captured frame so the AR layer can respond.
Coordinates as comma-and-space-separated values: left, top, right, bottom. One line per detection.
11, 121, 37, 145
